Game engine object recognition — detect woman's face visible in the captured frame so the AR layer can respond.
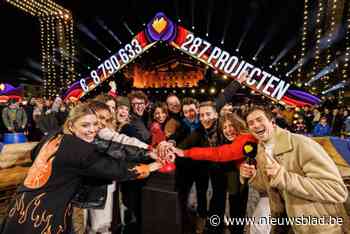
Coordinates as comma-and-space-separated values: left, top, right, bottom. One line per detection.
70, 114, 98, 143
116, 105, 129, 123
154, 107, 167, 124
222, 120, 237, 142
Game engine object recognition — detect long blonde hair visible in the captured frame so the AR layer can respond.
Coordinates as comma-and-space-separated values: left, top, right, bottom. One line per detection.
63, 103, 96, 134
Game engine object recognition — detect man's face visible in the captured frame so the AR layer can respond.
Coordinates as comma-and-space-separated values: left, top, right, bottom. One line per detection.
246, 110, 275, 143
199, 106, 218, 129
45, 100, 52, 107
166, 96, 181, 114
9, 103, 17, 109
183, 104, 198, 123
220, 104, 234, 116
320, 118, 327, 125
131, 97, 146, 117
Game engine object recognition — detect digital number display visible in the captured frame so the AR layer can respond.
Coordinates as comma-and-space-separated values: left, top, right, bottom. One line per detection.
80, 39, 143, 92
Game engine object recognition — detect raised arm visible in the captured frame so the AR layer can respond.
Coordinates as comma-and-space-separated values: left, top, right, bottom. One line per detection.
215, 72, 248, 111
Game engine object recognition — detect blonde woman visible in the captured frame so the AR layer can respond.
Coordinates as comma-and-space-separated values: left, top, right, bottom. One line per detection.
1, 103, 158, 234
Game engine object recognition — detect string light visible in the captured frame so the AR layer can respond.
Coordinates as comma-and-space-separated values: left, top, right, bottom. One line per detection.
58, 19, 64, 89
312, 0, 324, 78
298, 0, 309, 78
6, 0, 75, 97
66, 15, 76, 85
325, 0, 338, 66
343, 2, 350, 81
40, 17, 47, 96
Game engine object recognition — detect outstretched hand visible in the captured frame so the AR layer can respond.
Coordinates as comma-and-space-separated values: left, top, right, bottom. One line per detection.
153, 141, 178, 165
171, 147, 184, 157
109, 81, 117, 91
133, 164, 150, 179
236, 71, 249, 84
157, 141, 173, 160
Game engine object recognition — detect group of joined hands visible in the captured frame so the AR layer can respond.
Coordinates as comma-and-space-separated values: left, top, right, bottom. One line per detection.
150, 141, 184, 165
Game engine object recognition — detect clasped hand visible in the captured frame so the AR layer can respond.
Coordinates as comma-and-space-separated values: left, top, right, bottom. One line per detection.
151, 141, 185, 165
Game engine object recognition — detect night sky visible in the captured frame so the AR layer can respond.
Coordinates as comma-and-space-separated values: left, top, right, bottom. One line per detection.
0, 0, 304, 87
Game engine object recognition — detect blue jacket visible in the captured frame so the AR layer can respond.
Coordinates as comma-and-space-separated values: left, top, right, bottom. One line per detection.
312, 123, 331, 137
344, 116, 350, 133
182, 117, 201, 134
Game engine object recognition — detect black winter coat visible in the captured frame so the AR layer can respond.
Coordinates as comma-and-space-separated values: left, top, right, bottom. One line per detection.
1, 134, 148, 234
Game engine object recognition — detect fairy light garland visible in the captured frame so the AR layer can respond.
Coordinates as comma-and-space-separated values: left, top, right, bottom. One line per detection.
312, 0, 325, 79
298, 0, 309, 80
5, 0, 76, 97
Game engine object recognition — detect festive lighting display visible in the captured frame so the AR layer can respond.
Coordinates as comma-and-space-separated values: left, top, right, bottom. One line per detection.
298, 0, 309, 79
343, 1, 350, 81
325, 0, 338, 67
5, 0, 76, 97
312, 0, 324, 78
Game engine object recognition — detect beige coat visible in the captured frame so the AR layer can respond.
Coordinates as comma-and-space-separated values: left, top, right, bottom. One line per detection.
249, 127, 349, 234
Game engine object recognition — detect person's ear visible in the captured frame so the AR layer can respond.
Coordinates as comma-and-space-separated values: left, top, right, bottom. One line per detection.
68, 123, 74, 133
271, 119, 276, 127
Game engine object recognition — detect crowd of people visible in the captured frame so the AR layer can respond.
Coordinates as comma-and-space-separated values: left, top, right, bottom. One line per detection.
0, 74, 349, 234
1, 90, 349, 144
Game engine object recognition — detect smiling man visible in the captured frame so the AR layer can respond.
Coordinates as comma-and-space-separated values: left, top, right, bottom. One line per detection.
240, 106, 349, 234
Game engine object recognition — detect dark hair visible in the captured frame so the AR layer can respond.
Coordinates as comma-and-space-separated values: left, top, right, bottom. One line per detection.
152, 102, 168, 119
87, 100, 111, 113
128, 90, 148, 103
182, 97, 199, 107
199, 101, 216, 111
219, 113, 248, 135
94, 94, 116, 103
244, 105, 273, 121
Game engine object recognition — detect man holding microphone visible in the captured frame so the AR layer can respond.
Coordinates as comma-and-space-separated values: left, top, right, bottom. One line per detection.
240, 106, 349, 233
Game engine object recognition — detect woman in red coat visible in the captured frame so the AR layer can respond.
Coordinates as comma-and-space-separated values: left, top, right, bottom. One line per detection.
149, 102, 168, 147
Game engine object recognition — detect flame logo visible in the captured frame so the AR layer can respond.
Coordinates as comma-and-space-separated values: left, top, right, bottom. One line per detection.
152, 17, 167, 34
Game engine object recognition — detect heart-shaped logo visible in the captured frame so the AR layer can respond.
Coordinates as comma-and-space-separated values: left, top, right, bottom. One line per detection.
244, 145, 253, 153
152, 17, 167, 34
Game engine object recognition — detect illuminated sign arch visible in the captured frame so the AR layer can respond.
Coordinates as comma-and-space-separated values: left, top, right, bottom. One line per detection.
64, 12, 319, 107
